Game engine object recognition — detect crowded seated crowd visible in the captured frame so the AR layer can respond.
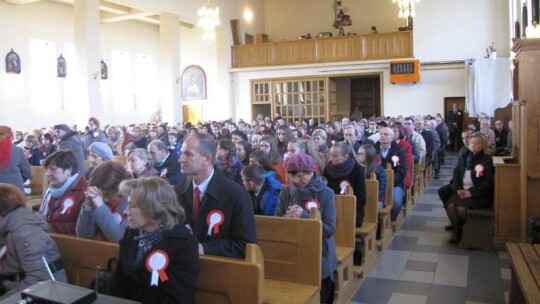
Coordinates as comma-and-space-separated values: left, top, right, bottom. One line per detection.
0, 111, 511, 303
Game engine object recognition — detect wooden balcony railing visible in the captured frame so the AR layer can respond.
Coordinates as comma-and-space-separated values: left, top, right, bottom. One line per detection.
232, 31, 413, 68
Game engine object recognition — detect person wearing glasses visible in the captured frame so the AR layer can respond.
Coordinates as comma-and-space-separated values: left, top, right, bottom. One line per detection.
276, 153, 337, 304
357, 144, 386, 210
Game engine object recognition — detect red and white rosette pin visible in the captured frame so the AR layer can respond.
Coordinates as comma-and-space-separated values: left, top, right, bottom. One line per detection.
145, 250, 169, 286
93, 131, 99, 138
391, 155, 400, 167
474, 164, 485, 178
60, 196, 75, 215
305, 199, 320, 212
206, 210, 225, 236
160, 168, 168, 178
339, 180, 351, 195
113, 212, 124, 224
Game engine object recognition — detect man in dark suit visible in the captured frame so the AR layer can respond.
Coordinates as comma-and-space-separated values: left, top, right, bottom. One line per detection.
176, 133, 257, 259
374, 127, 407, 221
148, 139, 186, 186
447, 103, 464, 151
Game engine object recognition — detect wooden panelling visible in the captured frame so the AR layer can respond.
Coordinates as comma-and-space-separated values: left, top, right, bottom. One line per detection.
232, 31, 413, 68
512, 39, 540, 242
317, 36, 364, 63
273, 40, 316, 66
493, 157, 521, 249
364, 32, 412, 60
232, 43, 272, 67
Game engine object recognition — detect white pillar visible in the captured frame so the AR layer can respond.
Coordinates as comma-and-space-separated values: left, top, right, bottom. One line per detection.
159, 13, 181, 124
73, 0, 102, 127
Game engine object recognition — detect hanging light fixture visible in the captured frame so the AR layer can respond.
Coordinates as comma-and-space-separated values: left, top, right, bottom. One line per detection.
197, 0, 220, 41
392, 0, 420, 19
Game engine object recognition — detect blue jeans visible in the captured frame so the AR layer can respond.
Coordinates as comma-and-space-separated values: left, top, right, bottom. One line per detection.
391, 186, 404, 221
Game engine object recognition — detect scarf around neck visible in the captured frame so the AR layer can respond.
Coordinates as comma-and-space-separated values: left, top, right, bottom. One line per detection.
134, 225, 164, 266
48, 173, 80, 199
325, 156, 356, 179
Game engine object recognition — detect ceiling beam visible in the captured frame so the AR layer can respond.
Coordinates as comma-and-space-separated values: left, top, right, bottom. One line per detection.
147, 15, 194, 29
99, 0, 130, 15
2, 0, 41, 4
101, 9, 157, 23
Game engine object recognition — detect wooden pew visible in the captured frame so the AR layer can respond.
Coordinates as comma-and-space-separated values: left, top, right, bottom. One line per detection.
404, 155, 415, 212
27, 166, 48, 210
416, 157, 425, 195
255, 214, 322, 304
355, 174, 379, 276
377, 165, 394, 251
196, 244, 264, 303
333, 195, 359, 303
392, 163, 406, 232
506, 242, 540, 304
50, 233, 120, 288
50, 233, 265, 303
29, 166, 47, 197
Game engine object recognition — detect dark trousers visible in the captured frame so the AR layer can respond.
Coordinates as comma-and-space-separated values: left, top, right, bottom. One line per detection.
321, 276, 335, 304
438, 184, 453, 208
449, 129, 463, 151
433, 150, 440, 172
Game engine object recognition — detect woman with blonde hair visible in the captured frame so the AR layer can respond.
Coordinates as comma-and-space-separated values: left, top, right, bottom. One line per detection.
24, 134, 44, 166
125, 148, 158, 179
301, 135, 327, 173
444, 132, 494, 243
110, 177, 200, 303
312, 129, 331, 165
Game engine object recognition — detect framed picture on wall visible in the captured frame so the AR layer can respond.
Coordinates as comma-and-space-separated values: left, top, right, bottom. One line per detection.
181, 65, 206, 100
57, 54, 66, 78
5, 48, 21, 74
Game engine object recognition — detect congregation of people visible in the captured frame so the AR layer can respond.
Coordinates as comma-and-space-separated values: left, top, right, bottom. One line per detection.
0, 105, 510, 303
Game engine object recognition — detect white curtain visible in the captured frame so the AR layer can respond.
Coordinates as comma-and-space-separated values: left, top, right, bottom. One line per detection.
465, 58, 512, 117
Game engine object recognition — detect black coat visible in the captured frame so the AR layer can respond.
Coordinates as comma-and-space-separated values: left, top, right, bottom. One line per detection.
111, 225, 200, 304
374, 141, 407, 188
451, 150, 494, 208
155, 153, 186, 186
175, 169, 257, 259
419, 129, 435, 163
324, 163, 366, 227
447, 109, 464, 132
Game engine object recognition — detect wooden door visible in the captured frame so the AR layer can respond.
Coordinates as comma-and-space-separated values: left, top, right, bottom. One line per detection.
183, 105, 203, 125
444, 97, 469, 129
350, 76, 381, 118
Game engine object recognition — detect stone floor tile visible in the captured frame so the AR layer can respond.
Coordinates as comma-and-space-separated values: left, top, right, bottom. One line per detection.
388, 292, 428, 304
400, 269, 435, 284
